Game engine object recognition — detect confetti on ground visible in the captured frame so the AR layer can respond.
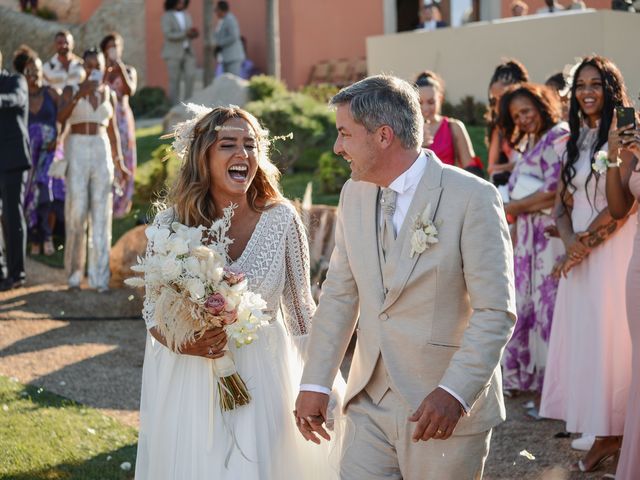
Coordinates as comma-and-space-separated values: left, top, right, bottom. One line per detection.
120, 462, 132, 471
519, 450, 536, 461
87, 428, 96, 435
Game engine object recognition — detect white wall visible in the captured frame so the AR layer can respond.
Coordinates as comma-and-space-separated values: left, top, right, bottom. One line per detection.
367, 10, 640, 104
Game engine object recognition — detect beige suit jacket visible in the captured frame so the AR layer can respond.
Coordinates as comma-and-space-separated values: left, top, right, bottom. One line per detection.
302, 155, 517, 436
161, 11, 193, 60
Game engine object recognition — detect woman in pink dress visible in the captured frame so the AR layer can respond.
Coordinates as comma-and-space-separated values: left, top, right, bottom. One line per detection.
101, 32, 137, 218
605, 114, 640, 480
540, 56, 635, 473
414, 71, 477, 169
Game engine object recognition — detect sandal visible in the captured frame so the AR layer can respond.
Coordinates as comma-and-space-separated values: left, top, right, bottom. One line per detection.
570, 437, 621, 473
43, 239, 55, 256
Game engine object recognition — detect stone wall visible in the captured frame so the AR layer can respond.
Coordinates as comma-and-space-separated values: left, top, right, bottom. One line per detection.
0, 1, 146, 85
0, 0, 80, 22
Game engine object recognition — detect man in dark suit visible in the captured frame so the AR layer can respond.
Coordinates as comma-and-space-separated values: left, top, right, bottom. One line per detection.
0, 49, 31, 291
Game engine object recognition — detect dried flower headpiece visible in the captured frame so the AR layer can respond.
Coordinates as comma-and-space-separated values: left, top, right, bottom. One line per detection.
161, 103, 293, 162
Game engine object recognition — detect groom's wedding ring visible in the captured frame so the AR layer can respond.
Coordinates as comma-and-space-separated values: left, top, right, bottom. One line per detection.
207, 347, 214, 355
436, 429, 444, 435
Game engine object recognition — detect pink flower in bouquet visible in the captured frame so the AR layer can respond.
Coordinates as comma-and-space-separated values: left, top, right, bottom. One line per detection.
223, 266, 245, 285
221, 309, 238, 325
204, 293, 226, 315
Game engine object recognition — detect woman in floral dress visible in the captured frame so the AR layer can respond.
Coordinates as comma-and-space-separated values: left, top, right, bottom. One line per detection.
101, 32, 137, 218
498, 83, 568, 396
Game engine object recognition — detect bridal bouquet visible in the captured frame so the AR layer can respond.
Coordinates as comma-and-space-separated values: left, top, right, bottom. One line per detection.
126, 205, 270, 410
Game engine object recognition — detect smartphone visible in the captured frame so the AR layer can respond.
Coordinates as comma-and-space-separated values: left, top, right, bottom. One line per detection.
616, 106, 636, 130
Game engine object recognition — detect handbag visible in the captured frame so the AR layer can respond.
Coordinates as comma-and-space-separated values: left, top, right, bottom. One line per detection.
47, 158, 68, 179
510, 174, 551, 215
510, 173, 544, 200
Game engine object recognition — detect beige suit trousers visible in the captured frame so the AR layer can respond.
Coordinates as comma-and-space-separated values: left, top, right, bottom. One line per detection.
341, 389, 492, 480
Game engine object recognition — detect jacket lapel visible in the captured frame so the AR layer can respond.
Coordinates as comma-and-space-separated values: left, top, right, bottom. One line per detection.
360, 183, 386, 302
381, 154, 444, 311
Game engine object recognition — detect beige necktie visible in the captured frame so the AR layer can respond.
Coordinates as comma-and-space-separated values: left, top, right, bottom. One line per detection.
380, 187, 397, 260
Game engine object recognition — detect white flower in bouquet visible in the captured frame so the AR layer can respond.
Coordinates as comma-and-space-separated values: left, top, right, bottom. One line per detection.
126, 204, 271, 411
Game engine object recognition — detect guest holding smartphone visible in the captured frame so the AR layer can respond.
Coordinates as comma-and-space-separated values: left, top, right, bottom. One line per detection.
101, 32, 137, 219
605, 108, 640, 480
540, 56, 635, 474
58, 48, 128, 292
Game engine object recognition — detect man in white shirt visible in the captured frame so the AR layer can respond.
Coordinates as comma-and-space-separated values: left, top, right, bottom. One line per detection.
161, 0, 199, 105
295, 75, 516, 479
42, 30, 85, 94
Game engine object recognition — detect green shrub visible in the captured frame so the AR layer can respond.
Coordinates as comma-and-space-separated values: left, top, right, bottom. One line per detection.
317, 151, 349, 194
130, 86, 172, 119
442, 96, 487, 126
299, 83, 340, 104
247, 75, 288, 102
247, 92, 336, 172
135, 144, 180, 203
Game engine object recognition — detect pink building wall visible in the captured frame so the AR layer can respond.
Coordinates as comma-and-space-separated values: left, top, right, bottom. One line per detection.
280, 0, 384, 88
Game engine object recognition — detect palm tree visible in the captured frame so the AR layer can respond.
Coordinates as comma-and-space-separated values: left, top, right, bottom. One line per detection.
267, 0, 280, 79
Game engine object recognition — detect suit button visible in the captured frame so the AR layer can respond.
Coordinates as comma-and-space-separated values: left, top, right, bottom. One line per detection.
379, 312, 389, 321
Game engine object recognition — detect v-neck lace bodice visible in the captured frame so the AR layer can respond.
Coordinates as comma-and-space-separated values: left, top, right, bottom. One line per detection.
141, 202, 315, 337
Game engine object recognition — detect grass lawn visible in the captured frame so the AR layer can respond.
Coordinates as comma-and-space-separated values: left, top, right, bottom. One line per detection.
0, 375, 137, 480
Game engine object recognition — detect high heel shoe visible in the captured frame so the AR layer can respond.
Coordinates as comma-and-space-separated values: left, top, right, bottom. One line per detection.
571, 447, 620, 473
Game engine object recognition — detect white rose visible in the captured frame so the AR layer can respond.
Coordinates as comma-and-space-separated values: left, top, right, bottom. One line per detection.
161, 257, 183, 281
185, 278, 205, 300
184, 256, 202, 277
411, 229, 428, 255
168, 236, 189, 256
191, 245, 212, 260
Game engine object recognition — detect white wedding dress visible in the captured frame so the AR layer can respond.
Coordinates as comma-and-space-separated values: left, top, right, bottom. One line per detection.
135, 203, 342, 479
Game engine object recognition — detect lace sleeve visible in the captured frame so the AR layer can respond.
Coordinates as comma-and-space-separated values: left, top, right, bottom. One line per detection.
141, 209, 174, 330
281, 208, 316, 337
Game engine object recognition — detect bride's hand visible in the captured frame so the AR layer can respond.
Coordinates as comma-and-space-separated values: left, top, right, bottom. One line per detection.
179, 327, 227, 359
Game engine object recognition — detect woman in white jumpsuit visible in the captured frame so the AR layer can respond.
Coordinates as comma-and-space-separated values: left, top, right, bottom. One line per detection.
57, 48, 127, 291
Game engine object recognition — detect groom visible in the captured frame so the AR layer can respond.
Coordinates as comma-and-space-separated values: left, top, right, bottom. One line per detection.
295, 75, 516, 479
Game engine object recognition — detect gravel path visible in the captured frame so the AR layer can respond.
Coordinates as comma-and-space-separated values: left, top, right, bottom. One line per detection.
0, 259, 617, 478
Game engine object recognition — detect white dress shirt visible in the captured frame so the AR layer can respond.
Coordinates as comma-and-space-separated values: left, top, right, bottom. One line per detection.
173, 11, 190, 49
42, 55, 85, 93
301, 151, 470, 413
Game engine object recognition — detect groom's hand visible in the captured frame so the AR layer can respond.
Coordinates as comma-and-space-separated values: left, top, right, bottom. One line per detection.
408, 387, 464, 442
294, 391, 330, 444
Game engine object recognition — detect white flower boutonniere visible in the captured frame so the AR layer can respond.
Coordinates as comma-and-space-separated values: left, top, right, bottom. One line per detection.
410, 203, 440, 258
592, 150, 621, 174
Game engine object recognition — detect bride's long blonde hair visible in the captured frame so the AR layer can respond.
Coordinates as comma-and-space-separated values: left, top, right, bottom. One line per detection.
167, 106, 285, 227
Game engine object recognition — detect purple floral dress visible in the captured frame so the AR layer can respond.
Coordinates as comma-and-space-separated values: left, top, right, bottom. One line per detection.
107, 74, 137, 218
502, 122, 569, 393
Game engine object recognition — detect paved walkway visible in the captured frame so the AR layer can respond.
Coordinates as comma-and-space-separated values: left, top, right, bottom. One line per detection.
0, 259, 616, 478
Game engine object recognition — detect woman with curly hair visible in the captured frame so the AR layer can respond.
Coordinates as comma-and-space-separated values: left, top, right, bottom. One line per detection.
498, 83, 568, 401
540, 55, 636, 473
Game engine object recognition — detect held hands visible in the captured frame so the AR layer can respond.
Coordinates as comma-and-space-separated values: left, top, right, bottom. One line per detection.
408, 387, 464, 442
564, 232, 591, 263
294, 391, 331, 444
178, 327, 227, 358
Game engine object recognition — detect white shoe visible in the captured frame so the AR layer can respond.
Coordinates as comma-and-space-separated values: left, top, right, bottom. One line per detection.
68, 271, 82, 289
571, 434, 596, 451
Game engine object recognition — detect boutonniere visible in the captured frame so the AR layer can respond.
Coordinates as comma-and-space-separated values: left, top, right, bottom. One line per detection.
410, 203, 440, 258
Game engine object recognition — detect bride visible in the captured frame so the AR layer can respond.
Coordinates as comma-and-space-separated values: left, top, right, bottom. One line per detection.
134, 105, 341, 479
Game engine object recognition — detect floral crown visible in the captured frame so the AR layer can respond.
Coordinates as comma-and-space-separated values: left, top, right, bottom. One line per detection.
161, 103, 292, 162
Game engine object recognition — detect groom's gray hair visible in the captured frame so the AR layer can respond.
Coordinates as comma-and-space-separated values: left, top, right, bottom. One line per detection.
329, 75, 423, 150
